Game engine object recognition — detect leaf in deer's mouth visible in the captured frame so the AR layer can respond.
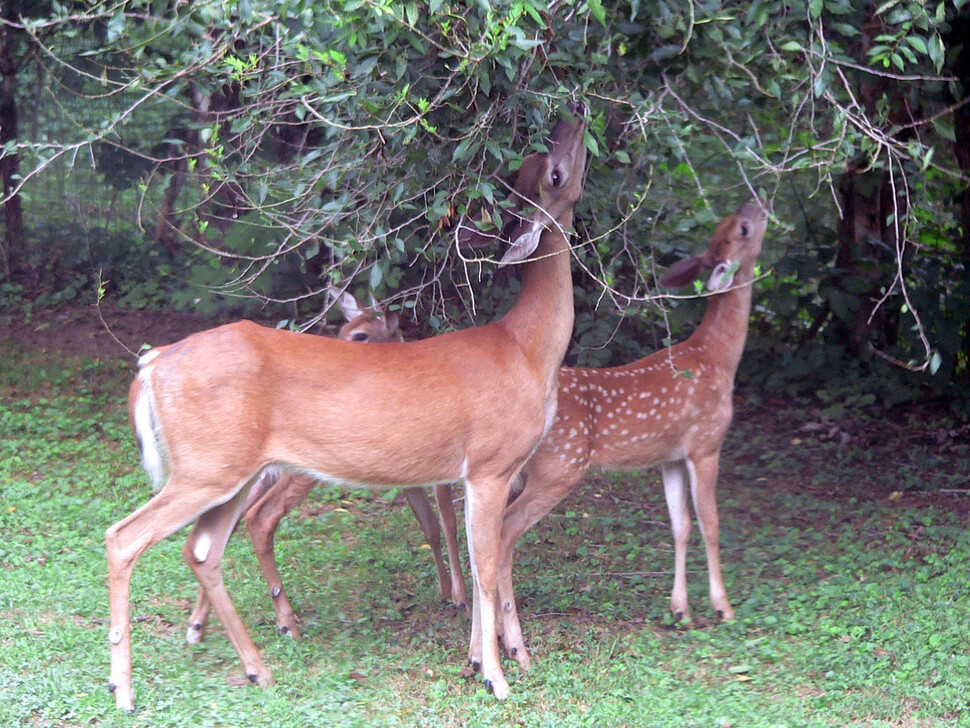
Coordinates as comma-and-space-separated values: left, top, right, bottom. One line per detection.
500, 223, 543, 265
706, 261, 739, 291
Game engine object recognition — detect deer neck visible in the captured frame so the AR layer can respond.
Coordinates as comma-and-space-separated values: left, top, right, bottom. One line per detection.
688, 266, 754, 378
498, 222, 575, 380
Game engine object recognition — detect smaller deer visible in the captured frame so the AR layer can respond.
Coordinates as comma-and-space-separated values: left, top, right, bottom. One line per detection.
184, 291, 467, 646
494, 198, 769, 670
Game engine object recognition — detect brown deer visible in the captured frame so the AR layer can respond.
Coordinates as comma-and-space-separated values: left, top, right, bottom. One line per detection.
183, 291, 467, 648
105, 109, 586, 711
492, 199, 769, 670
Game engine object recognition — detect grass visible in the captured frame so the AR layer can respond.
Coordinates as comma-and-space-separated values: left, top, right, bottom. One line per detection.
1, 338, 969, 727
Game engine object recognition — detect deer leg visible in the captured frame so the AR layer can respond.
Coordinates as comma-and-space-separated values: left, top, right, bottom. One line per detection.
183, 486, 273, 690
495, 461, 584, 671
246, 473, 316, 639
185, 590, 212, 646
434, 483, 468, 610
185, 470, 280, 645
464, 474, 514, 700
495, 523, 530, 672
662, 460, 693, 622
689, 452, 734, 621
105, 482, 249, 712
402, 487, 452, 603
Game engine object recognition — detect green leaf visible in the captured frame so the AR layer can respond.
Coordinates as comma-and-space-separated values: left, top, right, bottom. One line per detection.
904, 35, 928, 55
106, 9, 126, 43
928, 33, 944, 72
452, 135, 479, 163
369, 262, 384, 290
813, 73, 828, 98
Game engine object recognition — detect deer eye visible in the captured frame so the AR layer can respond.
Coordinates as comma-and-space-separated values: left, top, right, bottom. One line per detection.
551, 169, 563, 187
351, 332, 369, 342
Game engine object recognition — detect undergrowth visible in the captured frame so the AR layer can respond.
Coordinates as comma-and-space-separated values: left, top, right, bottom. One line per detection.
1, 340, 968, 727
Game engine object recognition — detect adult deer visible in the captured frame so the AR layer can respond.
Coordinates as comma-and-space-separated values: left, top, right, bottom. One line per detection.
492, 198, 769, 670
105, 108, 586, 711
183, 292, 467, 648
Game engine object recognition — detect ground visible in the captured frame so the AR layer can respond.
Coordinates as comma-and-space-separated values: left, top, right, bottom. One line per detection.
3, 302, 970, 725
1, 302, 243, 365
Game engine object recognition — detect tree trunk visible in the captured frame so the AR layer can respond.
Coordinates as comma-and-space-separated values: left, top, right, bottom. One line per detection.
0, 20, 24, 280
154, 157, 187, 259
831, 9, 917, 357
944, 6, 970, 377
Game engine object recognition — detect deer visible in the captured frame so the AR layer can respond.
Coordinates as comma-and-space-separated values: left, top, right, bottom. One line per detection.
489, 198, 769, 671
183, 292, 467, 648
104, 108, 587, 711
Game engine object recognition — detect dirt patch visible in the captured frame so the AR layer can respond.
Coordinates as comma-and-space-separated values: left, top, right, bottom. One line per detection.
1, 303, 243, 365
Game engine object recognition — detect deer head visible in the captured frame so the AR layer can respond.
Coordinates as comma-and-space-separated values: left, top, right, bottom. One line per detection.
334, 290, 402, 343
458, 105, 587, 264
660, 198, 768, 291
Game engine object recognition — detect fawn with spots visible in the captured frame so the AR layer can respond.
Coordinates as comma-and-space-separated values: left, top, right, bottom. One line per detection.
105, 109, 586, 711
183, 290, 468, 649
493, 198, 769, 670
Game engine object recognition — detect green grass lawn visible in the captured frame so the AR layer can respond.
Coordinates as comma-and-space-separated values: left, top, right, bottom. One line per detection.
1, 340, 968, 727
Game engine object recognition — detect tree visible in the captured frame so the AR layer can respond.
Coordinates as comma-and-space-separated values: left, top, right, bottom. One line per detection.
4, 0, 969, 410
0, 0, 51, 279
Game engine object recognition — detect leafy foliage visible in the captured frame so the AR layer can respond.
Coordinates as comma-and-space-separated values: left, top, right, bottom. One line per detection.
1, 0, 968, 412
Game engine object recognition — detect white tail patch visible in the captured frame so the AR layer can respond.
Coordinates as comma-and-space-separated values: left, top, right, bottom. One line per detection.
132, 367, 166, 488
138, 348, 162, 367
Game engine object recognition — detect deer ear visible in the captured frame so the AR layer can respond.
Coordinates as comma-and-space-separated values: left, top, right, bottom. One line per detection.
456, 201, 512, 249
659, 256, 705, 289
456, 220, 500, 249
336, 291, 363, 322
384, 311, 399, 332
